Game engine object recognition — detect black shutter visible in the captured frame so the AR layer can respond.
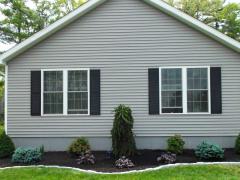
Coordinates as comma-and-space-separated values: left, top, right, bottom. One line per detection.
210, 67, 222, 114
31, 71, 41, 116
148, 68, 159, 115
90, 70, 100, 115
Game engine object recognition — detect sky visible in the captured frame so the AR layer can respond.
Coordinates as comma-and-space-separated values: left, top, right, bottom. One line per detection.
0, 0, 240, 52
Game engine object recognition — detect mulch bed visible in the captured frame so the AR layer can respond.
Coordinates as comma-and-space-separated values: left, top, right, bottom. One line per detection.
1, 149, 240, 172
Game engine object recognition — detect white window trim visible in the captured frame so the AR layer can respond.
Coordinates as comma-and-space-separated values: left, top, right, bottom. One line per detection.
159, 66, 211, 115
41, 68, 90, 116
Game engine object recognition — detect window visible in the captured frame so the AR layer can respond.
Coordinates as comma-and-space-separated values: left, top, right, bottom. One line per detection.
160, 67, 210, 114
42, 69, 89, 115
68, 70, 88, 114
187, 68, 208, 113
161, 68, 183, 113
43, 71, 63, 114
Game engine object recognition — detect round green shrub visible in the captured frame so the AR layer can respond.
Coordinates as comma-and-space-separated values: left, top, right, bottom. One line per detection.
195, 141, 224, 161
111, 104, 136, 157
0, 131, 15, 158
12, 147, 43, 164
167, 134, 185, 154
235, 134, 240, 154
68, 137, 90, 155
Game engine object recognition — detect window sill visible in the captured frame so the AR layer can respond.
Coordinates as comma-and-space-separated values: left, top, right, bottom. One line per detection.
159, 112, 212, 115
41, 114, 90, 117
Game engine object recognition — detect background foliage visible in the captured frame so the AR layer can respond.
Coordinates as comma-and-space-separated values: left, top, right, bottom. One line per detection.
165, 0, 240, 41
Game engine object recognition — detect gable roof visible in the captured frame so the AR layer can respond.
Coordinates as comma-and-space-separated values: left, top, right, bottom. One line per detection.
1, 0, 239, 64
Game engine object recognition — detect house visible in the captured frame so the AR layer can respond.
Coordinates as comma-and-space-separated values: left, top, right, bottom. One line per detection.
0, 0, 239, 151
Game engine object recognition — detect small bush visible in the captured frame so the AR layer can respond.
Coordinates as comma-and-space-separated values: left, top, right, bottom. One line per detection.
111, 104, 136, 157
12, 147, 43, 164
39, 145, 44, 155
0, 131, 15, 158
115, 156, 135, 169
167, 135, 185, 154
68, 137, 90, 155
157, 152, 176, 164
76, 150, 95, 165
195, 141, 224, 161
235, 134, 240, 154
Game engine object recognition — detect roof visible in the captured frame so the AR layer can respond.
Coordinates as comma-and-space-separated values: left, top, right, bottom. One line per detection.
1, 0, 239, 64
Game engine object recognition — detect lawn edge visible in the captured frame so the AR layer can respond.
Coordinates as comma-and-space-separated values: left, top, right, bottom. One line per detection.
1, 162, 240, 175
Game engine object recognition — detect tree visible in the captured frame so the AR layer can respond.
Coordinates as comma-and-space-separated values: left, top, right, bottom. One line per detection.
53, 0, 87, 16
218, 3, 240, 41
0, 0, 44, 44
165, 0, 224, 22
0, 0, 87, 44
165, 0, 240, 42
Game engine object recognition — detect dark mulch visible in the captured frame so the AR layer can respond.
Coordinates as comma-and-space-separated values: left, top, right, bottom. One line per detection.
1, 149, 240, 172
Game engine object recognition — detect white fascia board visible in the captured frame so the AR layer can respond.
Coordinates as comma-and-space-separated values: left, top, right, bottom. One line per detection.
0, 0, 107, 64
144, 0, 240, 53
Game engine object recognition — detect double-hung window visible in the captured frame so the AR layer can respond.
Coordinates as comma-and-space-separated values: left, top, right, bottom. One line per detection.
160, 67, 210, 114
42, 69, 89, 115
43, 71, 63, 114
161, 68, 183, 113
68, 70, 88, 114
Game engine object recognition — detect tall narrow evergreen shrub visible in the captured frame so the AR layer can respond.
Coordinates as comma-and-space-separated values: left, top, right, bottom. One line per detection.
111, 105, 136, 157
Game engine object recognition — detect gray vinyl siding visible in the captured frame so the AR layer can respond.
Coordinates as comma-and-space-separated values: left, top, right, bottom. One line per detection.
7, 0, 240, 138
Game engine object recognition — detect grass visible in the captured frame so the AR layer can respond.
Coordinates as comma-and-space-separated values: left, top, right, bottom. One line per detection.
1, 165, 240, 180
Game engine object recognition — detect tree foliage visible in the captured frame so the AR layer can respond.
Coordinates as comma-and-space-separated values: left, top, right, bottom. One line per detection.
0, 0, 44, 43
0, 0, 86, 44
219, 3, 240, 40
165, 0, 240, 41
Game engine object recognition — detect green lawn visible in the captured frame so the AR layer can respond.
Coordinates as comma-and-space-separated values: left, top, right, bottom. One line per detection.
0, 165, 240, 180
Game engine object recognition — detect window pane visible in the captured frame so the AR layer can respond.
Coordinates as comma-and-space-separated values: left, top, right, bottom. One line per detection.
68, 92, 88, 114
68, 70, 88, 114
187, 68, 208, 113
44, 93, 63, 114
161, 68, 182, 113
44, 71, 63, 91
68, 71, 88, 91
43, 71, 63, 114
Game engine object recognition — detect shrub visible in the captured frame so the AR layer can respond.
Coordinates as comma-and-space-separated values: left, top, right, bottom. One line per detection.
39, 145, 44, 155
0, 120, 3, 127
157, 152, 177, 164
12, 147, 43, 164
195, 141, 224, 161
76, 150, 95, 165
68, 137, 90, 155
115, 156, 135, 169
0, 131, 15, 158
167, 134, 185, 154
235, 134, 240, 154
111, 105, 136, 157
